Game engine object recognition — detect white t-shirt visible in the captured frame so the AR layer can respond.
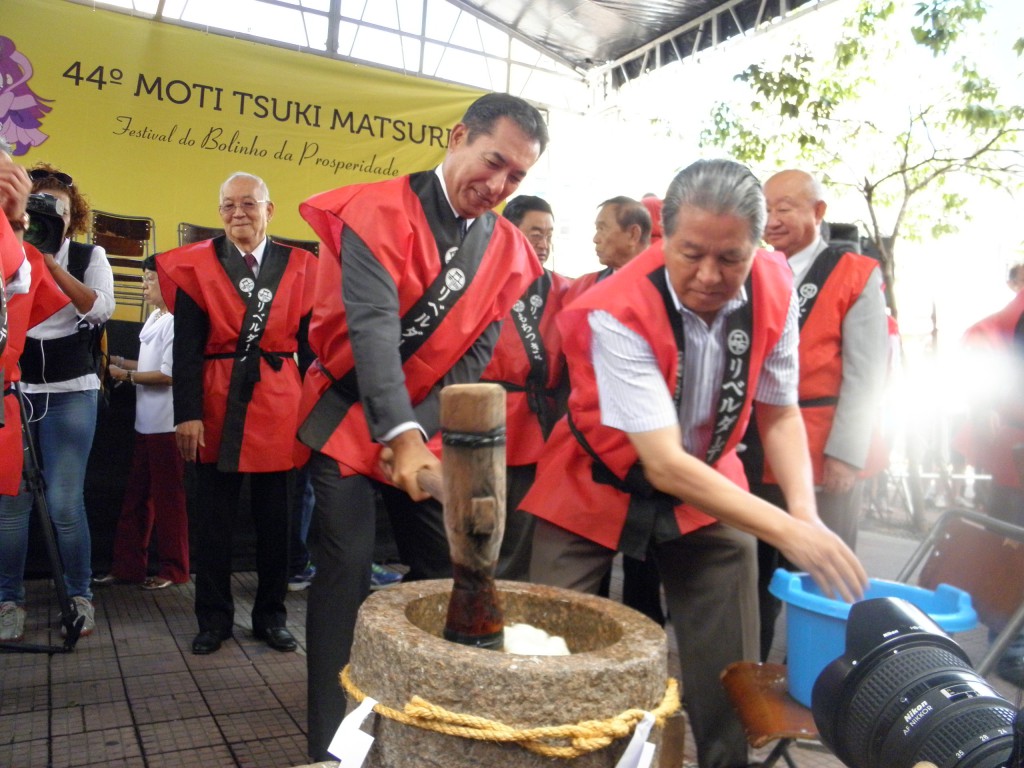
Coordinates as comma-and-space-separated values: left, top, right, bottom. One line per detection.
134, 309, 175, 434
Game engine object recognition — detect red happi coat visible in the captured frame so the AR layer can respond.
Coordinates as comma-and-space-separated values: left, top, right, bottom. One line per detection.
1, 243, 71, 494
297, 173, 541, 479
960, 290, 1024, 489
561, 268, 607, 308
0, 216, 23, 383
158, 238, 317, 472
521, 245, 793, 551
480, 268, 572, 466
770, 249, 880, 484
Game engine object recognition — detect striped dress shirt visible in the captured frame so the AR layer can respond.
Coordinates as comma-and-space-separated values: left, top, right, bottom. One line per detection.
589, 267, 799, 458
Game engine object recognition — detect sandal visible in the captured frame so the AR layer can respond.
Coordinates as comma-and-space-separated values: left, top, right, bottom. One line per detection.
141, 577, 173, 591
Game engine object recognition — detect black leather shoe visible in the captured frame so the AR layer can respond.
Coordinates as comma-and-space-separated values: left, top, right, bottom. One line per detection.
255, 626, 297, 652
192, 629, 230, 655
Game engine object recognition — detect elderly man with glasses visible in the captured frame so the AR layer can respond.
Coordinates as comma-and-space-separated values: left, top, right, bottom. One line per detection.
157, 171, 318, 655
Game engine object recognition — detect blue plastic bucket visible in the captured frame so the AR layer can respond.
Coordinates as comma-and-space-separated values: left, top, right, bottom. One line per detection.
768, 569, 977, 707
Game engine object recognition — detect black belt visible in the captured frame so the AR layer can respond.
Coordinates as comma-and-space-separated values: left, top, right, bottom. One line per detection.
205, 349, 292, 372
799, 396, 839, 408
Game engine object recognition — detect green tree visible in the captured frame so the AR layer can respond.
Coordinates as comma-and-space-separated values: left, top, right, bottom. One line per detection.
700, 0, 1024, 318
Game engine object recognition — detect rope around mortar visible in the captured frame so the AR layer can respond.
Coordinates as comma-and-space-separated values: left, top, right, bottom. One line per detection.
340, 664, 681, 759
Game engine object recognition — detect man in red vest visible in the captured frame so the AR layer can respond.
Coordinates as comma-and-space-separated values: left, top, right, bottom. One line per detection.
960, 285, 1024, 684
522, 159, 866, 768
158, 172, 318, 657
297, 93, 547, 762
1, 240, 68, 496
0, 145, 33, 401
479, 194, 572, 579
0, 142, 48, 495
744, 169, 888, 661
571, 195, 666, 623
563, 195, 652, 305
0, 239, 70, 642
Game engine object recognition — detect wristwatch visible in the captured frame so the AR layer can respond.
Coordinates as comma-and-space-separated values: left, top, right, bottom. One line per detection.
7, 213, 29, 233
127, 370, 135, 385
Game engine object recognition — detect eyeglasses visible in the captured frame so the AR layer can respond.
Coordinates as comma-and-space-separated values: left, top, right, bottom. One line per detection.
219, 200, 267, 215
28, 168, 74, 187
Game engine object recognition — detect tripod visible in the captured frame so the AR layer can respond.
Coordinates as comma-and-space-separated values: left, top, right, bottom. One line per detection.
0, 381, 84, 653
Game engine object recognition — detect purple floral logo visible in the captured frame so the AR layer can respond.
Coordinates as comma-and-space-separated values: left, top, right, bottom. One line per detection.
0, 36, 52, 156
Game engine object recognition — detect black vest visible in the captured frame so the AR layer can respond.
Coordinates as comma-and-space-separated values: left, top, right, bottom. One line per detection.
20, 242, 104, 384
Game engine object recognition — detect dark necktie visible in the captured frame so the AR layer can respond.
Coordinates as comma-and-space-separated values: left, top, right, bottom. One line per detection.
243, 252, 257, 276
457, 218, 468, 241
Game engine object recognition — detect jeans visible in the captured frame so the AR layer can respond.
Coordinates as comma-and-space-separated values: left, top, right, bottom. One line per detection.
0, 390, 98, 604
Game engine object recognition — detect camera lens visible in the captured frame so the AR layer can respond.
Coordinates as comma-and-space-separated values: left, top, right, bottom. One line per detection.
813, 597, 1017, 768
25, 215, 49, 248
24, 193, 65, 254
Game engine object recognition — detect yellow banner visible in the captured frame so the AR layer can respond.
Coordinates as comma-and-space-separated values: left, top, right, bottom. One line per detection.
4, 0, 481, 251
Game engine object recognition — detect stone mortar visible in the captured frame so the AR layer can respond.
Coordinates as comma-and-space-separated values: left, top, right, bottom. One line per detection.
347, 579, 669, 767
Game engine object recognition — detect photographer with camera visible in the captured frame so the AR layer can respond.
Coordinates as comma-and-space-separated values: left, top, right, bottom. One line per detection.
0, 163, 113, 641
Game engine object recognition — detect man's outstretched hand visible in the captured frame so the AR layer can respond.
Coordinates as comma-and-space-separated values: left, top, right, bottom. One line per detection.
777, 518, 868, 604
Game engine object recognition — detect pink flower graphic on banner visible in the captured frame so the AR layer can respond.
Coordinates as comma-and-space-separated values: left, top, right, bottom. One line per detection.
0, 36, 53, 156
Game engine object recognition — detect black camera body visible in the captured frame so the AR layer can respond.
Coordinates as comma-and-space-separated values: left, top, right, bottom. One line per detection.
813, 597, 1018, 768
25, 193, 66, 255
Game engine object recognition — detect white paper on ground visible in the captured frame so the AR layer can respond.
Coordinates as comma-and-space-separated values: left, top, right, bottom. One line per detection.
613, 711, 656, 768
328, 695, 378, 766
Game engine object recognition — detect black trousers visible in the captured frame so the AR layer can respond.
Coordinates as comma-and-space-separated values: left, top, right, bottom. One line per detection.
305, 450, 450, 762
496, 463, 539, 581
192, 463, 290, 636
530, 519, 758, 768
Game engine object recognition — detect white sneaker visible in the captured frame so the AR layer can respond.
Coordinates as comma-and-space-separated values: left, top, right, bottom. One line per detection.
60, 596, 95, 638
0, 601, 26, 642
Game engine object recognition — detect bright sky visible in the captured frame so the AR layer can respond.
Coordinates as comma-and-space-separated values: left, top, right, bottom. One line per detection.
531, 0, 1024, 345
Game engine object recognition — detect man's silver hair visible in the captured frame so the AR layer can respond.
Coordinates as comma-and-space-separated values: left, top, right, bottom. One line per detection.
661, 159, 766, 244
219, 172, 270, 202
